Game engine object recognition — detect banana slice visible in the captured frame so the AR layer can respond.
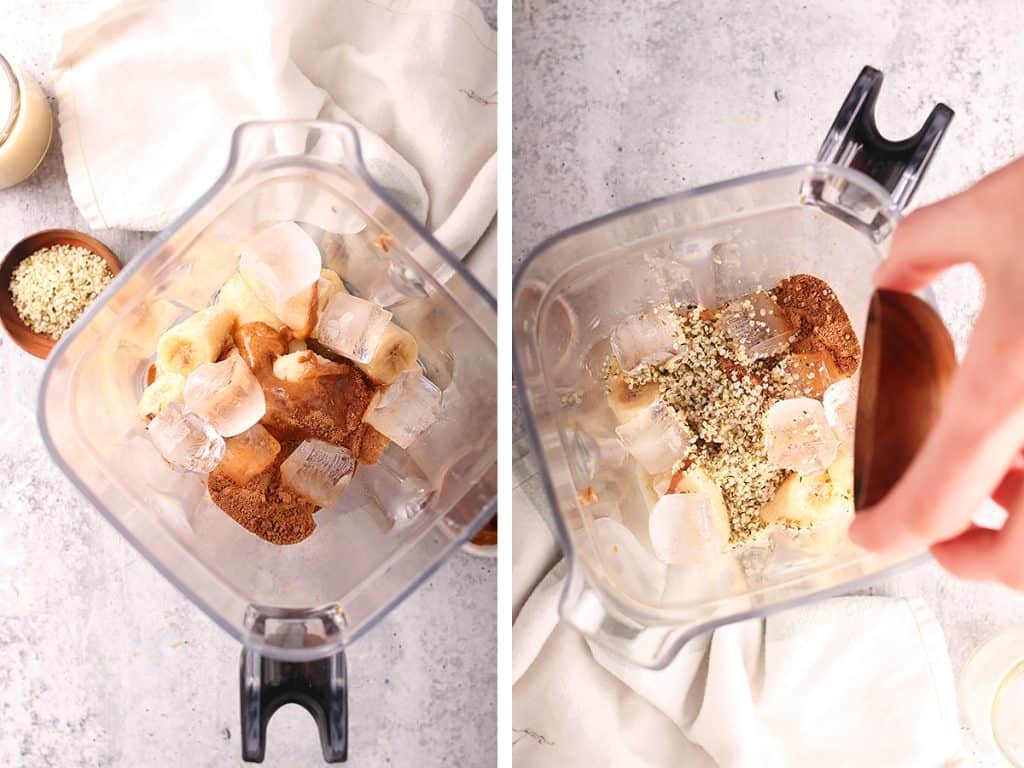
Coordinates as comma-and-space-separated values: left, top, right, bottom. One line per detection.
606, 371, 659, 423
316, 268, 347, 316
760, 455, 853, 527
216, 273, 284, 330
137, 373, 186, 420
240, 271, 318, 339
355, 323, 419, 384
272, 350, 347, 382
156, 306, 236, 377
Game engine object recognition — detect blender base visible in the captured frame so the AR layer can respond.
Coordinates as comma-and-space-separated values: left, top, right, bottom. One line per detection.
239, 646, 348, 763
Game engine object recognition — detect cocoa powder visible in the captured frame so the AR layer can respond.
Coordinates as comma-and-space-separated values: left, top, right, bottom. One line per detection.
208, 439, 318, 545
206, 324, 388, 544
772, 274, 861, 376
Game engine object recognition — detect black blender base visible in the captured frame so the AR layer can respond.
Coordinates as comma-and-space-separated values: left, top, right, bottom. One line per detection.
239, 647, 348, 763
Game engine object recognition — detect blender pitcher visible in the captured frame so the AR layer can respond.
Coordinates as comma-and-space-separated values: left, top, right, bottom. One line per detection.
38, 120, 497, 761
513, 67, 952, 669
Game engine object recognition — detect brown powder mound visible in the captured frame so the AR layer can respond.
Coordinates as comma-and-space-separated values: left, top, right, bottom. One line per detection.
354, 424, 390, 464
206, 323, 391, 545
207, 439, 318, 545
258, 364, 377, 449
771, 274, 861, 376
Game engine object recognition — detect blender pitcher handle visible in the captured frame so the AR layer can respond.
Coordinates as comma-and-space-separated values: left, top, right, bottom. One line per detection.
239, 647, 348, 763
817, 66, 953, 210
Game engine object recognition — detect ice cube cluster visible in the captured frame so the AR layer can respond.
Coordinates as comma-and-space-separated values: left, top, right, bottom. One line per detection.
317, 292, 392, 364
239, 222, 322, 304
365, 370, 443, 449
765, 397, 839, 476
610, 310, 680, 373
184, 356, 266, 437
147, 402, 226, 473
720, 292, 793, 361
615, 399, 691, 475
280, 439, 356, 508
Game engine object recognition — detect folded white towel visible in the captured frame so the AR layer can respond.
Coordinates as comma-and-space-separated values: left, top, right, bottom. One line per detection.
512, 444, 965, 768
51, 0, 496, 287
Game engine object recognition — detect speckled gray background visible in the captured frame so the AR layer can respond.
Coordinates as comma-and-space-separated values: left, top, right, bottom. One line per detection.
0, 1, 496, 766
514, 0, 1024, 764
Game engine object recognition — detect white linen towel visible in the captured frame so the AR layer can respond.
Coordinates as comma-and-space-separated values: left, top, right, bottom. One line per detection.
511, 444, 965, 768
50, 0, 496, 286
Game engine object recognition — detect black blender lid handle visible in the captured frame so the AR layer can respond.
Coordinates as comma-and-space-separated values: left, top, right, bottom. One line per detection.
239, 647, 348, 763
817, 66, 954, 210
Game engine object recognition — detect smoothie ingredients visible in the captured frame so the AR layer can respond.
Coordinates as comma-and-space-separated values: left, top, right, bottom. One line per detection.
9, 244, 113, 338
606, 273, 860, 551
138, 223, 438, 545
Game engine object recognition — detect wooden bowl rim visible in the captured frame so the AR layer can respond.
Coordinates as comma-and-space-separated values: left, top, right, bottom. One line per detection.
0, 229, 122, 360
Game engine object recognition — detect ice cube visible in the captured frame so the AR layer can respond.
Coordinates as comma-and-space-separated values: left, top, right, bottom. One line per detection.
217, 424, 281, 485
356, 456, 431, 526
823, 377, 857, 452
364, 370, 442, 449
147, 402, 225, 473
610, 310, 680, 372
316, 292, 392, 364
279, 439, 356, 508
615, 399, 691, 475
720, 292, 793, 361
765, 397, 839, 476
238, 222, 322, 304
184, 356, 266, 437
776, 351, 841, 399
648, 492, 727, 565
592, 517, 667, 598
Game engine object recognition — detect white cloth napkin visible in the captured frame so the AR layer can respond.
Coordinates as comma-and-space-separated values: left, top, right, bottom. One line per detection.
50, 0, 496, 287
511, 444, 965, 768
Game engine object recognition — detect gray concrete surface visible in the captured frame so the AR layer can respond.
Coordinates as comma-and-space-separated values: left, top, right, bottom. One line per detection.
0, 2, 496, 766
513, 1, 1024, 765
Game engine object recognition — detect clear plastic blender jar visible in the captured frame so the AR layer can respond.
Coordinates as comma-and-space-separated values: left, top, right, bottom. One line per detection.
38, 120, 497, 760
513, 67, 952, 669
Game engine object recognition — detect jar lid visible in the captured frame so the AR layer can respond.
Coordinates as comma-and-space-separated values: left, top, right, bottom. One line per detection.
0, 54, 20, 146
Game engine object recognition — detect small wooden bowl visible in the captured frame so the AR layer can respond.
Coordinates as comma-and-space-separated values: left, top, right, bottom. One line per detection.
0, 229, 121, 359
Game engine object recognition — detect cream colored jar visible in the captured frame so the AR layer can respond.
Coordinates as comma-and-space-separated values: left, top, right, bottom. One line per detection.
0, 54, 53, 190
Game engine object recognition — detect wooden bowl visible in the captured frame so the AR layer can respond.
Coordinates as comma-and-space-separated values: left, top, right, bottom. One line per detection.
854, 289, 957, 509
0, 229, 121, 359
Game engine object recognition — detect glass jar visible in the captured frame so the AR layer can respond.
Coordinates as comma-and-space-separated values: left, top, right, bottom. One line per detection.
0, 53, 53, 189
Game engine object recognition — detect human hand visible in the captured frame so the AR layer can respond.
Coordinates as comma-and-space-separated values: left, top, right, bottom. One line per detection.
848, 157, 1024, 588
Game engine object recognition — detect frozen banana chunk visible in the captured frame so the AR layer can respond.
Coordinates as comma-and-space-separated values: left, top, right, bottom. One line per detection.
137, 372, 186, 420
239, 274, 318, 340
356, 323, 419, 385
216, 273, 284, 330
606, 372, 660, 423
156, 306, 236, 377
760, 456, 853, 527
272, 350, 347, 382
316, 268, 347, 316
672, 465, 731, 531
